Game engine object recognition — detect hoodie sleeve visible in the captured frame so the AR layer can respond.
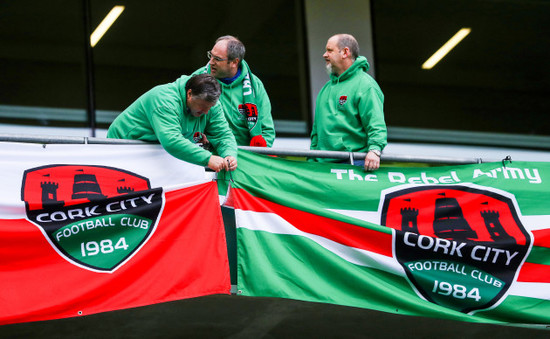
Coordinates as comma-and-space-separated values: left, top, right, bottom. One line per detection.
358, 86, 387, 152
252, 78, 275, 147
149, 106, 212, 166
205, 103, 238, 159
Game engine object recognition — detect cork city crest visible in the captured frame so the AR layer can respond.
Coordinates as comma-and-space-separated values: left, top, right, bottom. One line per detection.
238, 103, 258, 128
339, 95, 348, 105
21, 165, 163, 273
193, 131, 203, 143
380, 184, 532, 313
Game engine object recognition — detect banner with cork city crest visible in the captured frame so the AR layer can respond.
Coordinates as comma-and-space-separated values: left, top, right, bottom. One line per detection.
0, 143, 230, 325
224, 150, 550, 325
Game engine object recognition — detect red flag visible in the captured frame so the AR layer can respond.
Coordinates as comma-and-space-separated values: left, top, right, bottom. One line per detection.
0, 181, 230, 325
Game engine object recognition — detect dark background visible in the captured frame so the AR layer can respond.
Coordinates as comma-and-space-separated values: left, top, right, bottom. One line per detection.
1, 0, 549, 139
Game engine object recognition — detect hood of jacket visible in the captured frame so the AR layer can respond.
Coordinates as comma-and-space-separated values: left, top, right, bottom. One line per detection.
330, 56, 370, 83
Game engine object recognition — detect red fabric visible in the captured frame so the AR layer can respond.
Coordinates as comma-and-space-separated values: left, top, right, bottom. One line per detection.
231, 188, 393, 257
0, 181, 230, 325
532, 229, 550, 248
249, 135, 267, 147
517, 262, 550, 283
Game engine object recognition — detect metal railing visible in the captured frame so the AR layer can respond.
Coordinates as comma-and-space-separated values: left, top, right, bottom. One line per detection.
237, 146, 485, 164
0, 133, 487, 164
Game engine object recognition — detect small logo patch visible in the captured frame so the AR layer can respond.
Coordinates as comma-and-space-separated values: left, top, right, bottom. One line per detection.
193, 132, 203, 143
239, 103, 258, 120
239, 103, 258, 128
339, 95, 348, 105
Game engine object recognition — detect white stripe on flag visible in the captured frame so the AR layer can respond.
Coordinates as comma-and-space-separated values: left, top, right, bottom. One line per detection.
0, 143, 209, 219
508, 281, 550, 301
328, 209, 379, 224
0, 203, 26, 219
521, 215, 550, 232
235, 209, 405, 277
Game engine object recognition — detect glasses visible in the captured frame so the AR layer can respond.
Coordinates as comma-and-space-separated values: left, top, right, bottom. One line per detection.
207, 51, 228, 62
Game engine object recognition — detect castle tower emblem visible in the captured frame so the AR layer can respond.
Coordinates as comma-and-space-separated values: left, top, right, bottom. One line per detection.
400, 207, 419, 234
481, 210, 516, 244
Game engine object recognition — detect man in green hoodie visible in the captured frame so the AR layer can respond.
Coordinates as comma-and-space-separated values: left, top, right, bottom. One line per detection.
310, 34, 387, 171
193, 35, 275, 147
107, 73, 238, 172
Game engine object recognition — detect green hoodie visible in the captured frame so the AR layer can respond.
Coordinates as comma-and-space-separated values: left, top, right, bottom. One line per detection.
310, 56, 387, 162
193, 60, 275, 146
107, 75, 238, 167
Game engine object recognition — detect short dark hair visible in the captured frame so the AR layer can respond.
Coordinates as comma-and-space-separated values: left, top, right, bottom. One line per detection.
335, 34, 359, 61
185, 74, 221, 104
215, 35, 245, 64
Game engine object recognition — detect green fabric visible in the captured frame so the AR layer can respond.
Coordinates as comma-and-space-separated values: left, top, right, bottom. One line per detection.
310, 56, 387, 162
237, 229, 494, 324
230, 150, 550, 216
193, 60, 275, 146
485, 295, 550, 324
229, 151, 550, 325
107, 75, 238, 166
527, 246, 550, 265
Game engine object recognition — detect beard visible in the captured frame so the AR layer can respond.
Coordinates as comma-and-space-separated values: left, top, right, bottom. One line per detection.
326, 63, 333, 75
325, 62, 337, 76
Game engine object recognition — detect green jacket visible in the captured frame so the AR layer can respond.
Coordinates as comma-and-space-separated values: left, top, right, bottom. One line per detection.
193, 60, 275, 146
310, 56, 387, 162
107, 75, 238, 166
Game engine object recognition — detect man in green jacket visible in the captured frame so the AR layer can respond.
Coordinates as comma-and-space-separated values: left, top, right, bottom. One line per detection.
310, 34, 387, 171
194, 35, 275, 147
107, 74, 238, 172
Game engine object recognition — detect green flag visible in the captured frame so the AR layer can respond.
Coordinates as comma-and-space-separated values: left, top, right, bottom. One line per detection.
225, 150, 550, 325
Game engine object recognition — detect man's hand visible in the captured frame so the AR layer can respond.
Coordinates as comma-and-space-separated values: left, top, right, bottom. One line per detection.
225, 156, 238, 171
208, 155, 226, 172
364, 151, 381, 171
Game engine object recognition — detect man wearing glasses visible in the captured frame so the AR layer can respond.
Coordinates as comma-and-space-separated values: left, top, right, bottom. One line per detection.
194, 36, 275, 147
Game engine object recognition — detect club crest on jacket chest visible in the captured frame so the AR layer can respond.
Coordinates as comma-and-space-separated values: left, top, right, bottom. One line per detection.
339, 95, 348, 106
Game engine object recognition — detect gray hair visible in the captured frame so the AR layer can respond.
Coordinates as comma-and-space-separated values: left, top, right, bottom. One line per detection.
335, 34, 359, 61
215, 35, 246, 64
185, 74, 221, 104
